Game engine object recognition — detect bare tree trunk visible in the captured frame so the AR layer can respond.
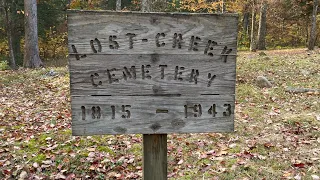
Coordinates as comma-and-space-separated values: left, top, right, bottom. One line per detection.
257, 1, 267, 50
23, 0, 43, 68
2, 0, 16, 69
116, 0, 121, 11
141, 0, 151, 12
243, 12, 250, 35
222, 0, 226, 13
7, 28, 17, 69
142, 0, 166, 12
308, 0, 318, 50
306, 21, 309, 45
250, 1, 257, 52
10, 0, 23, 66
12, 33, 22, 66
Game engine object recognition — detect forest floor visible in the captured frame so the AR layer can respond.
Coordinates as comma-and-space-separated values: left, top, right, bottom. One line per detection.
0, 49, 319, 179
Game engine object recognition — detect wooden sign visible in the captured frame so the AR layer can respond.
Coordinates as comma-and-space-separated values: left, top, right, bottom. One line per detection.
68, 10, 238, 135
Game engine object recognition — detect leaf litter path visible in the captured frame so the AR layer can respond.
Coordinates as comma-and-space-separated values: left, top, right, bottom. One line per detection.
0, 50, 319, 179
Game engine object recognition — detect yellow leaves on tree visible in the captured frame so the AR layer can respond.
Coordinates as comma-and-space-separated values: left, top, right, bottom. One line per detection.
69, 0, 102, 10
179, 0, 221, 13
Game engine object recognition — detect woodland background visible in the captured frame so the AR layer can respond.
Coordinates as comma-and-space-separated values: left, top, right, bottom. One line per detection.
0, 0, 319, 179
0, 0, 319, 69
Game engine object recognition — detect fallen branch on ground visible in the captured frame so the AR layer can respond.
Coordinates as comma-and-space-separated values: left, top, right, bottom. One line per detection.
285, 87, 320, 93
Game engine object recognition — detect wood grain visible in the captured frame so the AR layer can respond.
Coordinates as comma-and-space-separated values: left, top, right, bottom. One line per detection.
67, 10, 238, 55
71, 95, 234, 135
68, 11, 237, 135
143, 134, 167, 180
69, 54, 236, 96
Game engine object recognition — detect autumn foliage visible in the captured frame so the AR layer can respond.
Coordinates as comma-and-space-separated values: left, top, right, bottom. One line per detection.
1, 50, 319, 179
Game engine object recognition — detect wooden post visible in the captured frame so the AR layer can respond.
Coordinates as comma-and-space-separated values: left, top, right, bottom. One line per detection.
143, 134, 167, 180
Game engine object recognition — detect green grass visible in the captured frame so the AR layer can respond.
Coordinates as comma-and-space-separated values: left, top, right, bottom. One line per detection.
0, 51, 319, 179
31, 153, 47, 163
0, 61, 10, 70
128, 143, 142, 156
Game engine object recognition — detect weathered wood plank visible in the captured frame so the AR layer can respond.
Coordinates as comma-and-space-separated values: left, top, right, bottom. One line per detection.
67, 11, 238, 55
71, 95, 234, 135
69, 54, 236, 96
68, 11, 237, 135
143, 134, 167, 180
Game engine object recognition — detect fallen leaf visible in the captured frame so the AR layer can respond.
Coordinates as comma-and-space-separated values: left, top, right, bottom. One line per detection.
87, 147, 96, 152
282, 172, 293, 178
177, 159, 183, 165
258, 155, 266, 160
55, 173, 66, 179
66, 173, 76, 180
46, 144, 58, 151
218, 167, 227, 173
311, 175, 320, 180
199, 164, 210, 172
264, 142, 274, 148
294, 174, 302, 180
89, 165, 96, 171
3, 169, 11, 175
229, 143, 237, 148
216, 150, 228, 156
206, 150, 215, 155
19, 171, 28, 179
88, 152, 95, 158
33, 162, 39, 168
42, 160, 52, 165
4, 160, 11, 166
237, 159, 246, 165
293, 163, 305, 168
127, 158, 134, 164
200, 153, 208, 159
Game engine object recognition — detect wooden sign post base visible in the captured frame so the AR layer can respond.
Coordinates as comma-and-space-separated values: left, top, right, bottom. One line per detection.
143, 134, 167, 180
